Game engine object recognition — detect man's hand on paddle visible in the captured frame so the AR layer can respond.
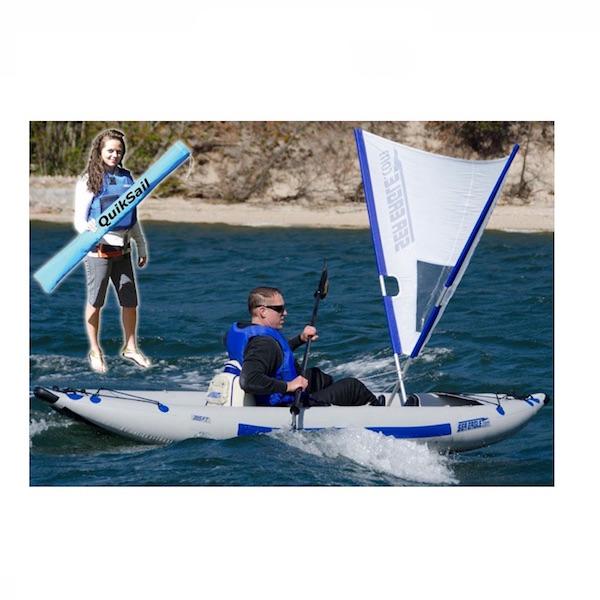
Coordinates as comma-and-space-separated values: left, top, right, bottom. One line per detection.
300, 325, 318, 344
287, 375, 309, 393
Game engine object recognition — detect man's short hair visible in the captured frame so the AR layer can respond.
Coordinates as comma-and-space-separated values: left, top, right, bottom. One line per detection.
248, 287, 282, 314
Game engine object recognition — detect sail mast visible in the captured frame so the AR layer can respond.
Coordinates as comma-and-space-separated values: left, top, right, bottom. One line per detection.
355, 128, 407, 403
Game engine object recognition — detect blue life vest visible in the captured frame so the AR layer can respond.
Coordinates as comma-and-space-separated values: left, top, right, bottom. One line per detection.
225, 322, 298, 406
87, 167, 137, 231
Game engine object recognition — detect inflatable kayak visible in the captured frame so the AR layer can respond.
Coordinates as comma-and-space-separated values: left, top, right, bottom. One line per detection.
33, 386, 548, 452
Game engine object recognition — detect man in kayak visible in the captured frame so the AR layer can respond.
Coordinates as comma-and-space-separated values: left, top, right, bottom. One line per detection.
224, 286, 384, 407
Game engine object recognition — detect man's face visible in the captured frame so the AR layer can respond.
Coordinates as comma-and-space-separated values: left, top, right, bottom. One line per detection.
260, 293, 287, 329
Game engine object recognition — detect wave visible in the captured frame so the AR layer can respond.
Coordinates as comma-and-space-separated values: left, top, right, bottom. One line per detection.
30, 354, 92, 378
30, 352, 227, 390
271, 428, 457, 485
321, 353, 396, 386
416, 346, 453, 364
318, 347, 454, 392
29, 413, 73, 447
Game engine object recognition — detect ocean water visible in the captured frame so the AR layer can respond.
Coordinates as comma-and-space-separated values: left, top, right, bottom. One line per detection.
29, 221, 554, 486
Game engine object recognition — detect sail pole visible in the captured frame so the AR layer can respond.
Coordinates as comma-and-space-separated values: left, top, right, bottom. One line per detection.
355, 128, 409, 405
393, 353, 408, 405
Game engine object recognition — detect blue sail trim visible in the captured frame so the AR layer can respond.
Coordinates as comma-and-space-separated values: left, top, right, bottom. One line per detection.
354, 129, 386, 273
409, 144, 520, 359
383, 298, 402, 355
354, 128, 403, 355
411, 305, 441, 358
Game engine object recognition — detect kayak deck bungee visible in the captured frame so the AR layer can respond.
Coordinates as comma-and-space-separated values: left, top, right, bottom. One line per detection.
33, 386, 549, 452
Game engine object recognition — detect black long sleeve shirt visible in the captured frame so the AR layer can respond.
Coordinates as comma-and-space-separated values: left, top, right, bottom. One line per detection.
224, 324, 303, 396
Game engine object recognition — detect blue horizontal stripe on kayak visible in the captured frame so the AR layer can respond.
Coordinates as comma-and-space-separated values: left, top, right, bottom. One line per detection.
237, 422, 452, 438
367, 423, 451, 438
238, 423, 275, 436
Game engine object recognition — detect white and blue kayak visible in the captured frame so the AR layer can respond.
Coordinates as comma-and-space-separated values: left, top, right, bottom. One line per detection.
33, 386, 548, 452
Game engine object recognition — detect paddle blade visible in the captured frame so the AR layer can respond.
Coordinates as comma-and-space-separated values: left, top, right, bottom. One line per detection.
316, 259, 329, 299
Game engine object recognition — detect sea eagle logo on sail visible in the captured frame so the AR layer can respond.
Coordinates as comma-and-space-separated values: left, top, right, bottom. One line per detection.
97, 178, 150, 228
379, 150, 414, 251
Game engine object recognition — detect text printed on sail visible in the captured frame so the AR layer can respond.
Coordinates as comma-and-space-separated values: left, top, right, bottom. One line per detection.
380, 150, 414, 251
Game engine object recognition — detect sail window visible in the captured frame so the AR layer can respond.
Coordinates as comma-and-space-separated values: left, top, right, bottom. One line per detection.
416, 260, 451, 332
381, 275, 400, 297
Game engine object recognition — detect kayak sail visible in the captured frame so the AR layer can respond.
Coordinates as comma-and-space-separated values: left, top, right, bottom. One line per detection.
354, 129, 519, 401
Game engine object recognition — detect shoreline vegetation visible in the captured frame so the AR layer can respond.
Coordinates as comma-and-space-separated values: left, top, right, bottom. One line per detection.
29, 121, 554, 232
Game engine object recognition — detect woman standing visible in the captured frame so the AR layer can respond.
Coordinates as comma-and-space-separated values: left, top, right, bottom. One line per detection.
74, 129, 151, 373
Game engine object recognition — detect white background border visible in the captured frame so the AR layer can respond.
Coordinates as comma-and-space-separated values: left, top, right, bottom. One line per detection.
5, 1, 596, 597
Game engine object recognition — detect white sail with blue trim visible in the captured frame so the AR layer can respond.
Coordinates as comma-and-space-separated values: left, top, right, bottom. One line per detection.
354, 129, 519, 364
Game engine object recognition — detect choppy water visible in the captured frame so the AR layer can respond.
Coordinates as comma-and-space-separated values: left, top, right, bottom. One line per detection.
29, 222, 553, 485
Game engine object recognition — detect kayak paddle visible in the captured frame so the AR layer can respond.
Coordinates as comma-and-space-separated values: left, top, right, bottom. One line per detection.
291, 259, 329, 425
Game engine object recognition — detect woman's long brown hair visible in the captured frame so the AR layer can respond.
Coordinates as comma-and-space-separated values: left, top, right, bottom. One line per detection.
83, 129, 127, 195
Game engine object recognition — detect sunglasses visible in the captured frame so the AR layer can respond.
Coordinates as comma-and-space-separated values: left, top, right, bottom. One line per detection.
260, 304, 286, 314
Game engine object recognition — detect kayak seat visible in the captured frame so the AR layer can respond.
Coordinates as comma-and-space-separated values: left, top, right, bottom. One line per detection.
207, 360, 256, 407
231, 373, 256, 407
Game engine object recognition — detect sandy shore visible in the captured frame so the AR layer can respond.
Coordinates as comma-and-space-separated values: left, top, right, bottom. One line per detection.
29, 196, 554, 232
146, 198, 554, 232
29, 178, 553, 232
